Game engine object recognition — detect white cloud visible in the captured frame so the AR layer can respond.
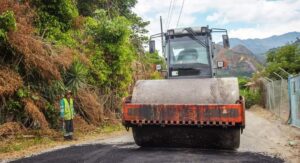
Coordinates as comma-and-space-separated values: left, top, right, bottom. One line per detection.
229, 20, 300, 39
134, 0, 300, 51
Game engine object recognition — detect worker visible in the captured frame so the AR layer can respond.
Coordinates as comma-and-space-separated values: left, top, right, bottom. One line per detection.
235, 96, 244, 104
60, 90, 76, 140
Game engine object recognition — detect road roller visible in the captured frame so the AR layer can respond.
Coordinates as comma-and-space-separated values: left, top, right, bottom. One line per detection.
122, 27, 245, 149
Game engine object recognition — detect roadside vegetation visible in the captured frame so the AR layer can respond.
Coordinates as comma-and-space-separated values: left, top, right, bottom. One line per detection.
241, 41, 300, 108
238, 77, 261, 109
0, 0, 164, 151
263, 41, 300, 79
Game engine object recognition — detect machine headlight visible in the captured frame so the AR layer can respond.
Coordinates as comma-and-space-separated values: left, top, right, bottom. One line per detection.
167, 30, 175, 36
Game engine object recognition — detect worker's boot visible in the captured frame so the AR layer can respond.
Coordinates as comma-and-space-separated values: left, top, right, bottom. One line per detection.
64, 136, 69, 140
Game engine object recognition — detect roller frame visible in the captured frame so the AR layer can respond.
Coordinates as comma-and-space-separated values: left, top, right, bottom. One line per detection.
122, 97, 245, 129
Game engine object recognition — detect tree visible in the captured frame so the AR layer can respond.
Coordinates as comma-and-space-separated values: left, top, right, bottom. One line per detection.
85, 10, 135, 97
31, 0, 78, 31
30, 0, 79, 46
76, 0, 149, 54
264, 43, 300, 78
77, 0, 137, 18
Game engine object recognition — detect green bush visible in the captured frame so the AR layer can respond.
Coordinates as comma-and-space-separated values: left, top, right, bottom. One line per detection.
144, 52, 166, 67
64, 60, 88, 94
140, 52, 166, 79
0, 10, 16, 40
17, 88, 31, 98
88, 50, 110, 87
240, 89, 261, 109
45, 80, 66, 102
238, 77, 261, 108
7, 99, 25, 122
150, 71, 162, 79
0, 11, 16, 31
43, 102, 59, 129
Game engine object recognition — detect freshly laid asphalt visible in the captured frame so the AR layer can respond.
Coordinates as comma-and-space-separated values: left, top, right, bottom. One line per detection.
11, 142, 283, 163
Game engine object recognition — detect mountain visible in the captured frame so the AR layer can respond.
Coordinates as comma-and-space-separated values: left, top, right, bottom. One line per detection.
213, 32, 300, 77
213, 45, 262, 77
231, 44, 254, 56
231, 44, 266, 63
229, 32, 300, 55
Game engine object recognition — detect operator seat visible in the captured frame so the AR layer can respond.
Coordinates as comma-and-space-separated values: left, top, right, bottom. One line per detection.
177, 49, 198, 63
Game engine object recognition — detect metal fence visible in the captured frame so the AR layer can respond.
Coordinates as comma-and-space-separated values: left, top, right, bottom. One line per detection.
261, 79, 290, 122
289, 75, 300, 128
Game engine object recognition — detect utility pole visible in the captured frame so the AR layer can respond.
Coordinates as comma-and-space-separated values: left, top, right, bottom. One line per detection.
160, 16, 164, 57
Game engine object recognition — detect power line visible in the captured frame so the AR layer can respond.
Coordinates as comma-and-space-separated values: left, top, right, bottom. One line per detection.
167, 0, 176, 29
165, 0, 173, 29
176, 0, 185, 27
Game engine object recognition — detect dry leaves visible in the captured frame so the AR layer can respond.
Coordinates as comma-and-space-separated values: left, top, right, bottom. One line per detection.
0, 66, 23, 95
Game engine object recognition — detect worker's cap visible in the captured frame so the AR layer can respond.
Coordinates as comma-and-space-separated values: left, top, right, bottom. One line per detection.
65, 90, 72, 95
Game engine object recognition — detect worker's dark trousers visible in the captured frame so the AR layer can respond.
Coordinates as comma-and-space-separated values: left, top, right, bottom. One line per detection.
64, 119, 74, 138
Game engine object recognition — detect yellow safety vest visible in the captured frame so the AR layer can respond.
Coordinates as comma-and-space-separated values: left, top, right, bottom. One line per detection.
63, 98, 74, 120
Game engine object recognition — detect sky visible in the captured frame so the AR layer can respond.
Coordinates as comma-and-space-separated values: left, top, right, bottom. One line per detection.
133, 0, 300, 52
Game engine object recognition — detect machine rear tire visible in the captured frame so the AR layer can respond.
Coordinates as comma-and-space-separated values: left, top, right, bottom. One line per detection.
132, 126, 240, 149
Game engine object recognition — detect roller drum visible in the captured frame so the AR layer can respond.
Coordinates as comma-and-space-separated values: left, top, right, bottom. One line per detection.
130, 77, 241, 149
132, 78, 239, 104
133, 126, 240, 149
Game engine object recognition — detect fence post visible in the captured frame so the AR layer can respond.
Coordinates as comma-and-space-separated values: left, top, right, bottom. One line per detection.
287, 76, 292, 124
273, 72, 284, 118
265, 77, 275, 112
262, 78, 271, 110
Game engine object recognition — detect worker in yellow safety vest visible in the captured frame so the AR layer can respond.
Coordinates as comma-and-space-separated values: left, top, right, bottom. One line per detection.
60, 90, 76, 140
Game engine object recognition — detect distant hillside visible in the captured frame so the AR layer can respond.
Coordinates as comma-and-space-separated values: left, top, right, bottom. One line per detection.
231, 44, 254, 56
229, 32, 300, 55
231, 44, 266, 64
214, 45, 262, 77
